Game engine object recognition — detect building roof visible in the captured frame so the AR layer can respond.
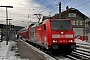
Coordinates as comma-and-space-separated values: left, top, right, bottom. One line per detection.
51, 7, 89, 19
42, 7, 89, 21
61, 8, 89, 19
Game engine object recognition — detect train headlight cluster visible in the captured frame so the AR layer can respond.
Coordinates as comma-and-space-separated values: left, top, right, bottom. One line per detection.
53, 40, 58, 43
66, 34, 73, 38
52, 34, 60, 38
68, 40, 73, 42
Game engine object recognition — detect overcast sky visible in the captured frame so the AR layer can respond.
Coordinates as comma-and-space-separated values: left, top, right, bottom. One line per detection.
0, 0, 90, 27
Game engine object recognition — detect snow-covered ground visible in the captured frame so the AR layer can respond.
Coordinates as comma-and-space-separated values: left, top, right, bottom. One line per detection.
0, 41, 20, 60
75, 39, 90, 44
0, 41, 12, 60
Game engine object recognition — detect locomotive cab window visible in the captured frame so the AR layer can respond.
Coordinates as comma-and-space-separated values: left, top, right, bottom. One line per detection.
50, 20, 72, 30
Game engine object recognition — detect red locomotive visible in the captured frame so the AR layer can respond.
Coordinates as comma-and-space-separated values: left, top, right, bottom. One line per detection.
18, 18, 76, 53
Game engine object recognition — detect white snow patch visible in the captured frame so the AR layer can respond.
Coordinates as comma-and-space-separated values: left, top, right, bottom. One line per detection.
0, 41, 18, 60
0, 41, 12, 59
75, 39, 90, 45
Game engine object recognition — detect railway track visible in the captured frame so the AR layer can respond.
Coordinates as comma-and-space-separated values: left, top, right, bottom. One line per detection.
52, 42, 90, 60
24, 39, 90, 60
53, 47, 90, 60
76, 42, 90, 46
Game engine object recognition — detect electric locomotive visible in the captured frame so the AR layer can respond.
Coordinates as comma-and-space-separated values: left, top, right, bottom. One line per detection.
28, 19, 76, 53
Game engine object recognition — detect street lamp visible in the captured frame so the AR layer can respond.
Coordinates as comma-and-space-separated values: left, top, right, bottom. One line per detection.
0, 5, 13, 45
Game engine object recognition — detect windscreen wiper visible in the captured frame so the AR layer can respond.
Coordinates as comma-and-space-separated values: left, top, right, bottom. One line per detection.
57, 22, 68, 32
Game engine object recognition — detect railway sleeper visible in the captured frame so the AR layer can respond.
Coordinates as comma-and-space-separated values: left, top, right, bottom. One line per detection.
71, 52, 89, 60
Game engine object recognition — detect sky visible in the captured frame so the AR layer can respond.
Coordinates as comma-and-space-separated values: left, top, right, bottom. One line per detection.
0, 0, 90, 27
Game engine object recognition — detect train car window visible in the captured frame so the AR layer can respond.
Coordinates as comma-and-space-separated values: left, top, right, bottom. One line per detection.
44, 24, 46, 30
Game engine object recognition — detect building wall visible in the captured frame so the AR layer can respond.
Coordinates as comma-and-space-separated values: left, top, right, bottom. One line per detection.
61, 12, 85, 28
74, 28, 83, 36
85, 19, 90, 33
87, 33, 90, 43
87, 22, 90, 33
83, 20, 90, 43
87, 22, 90, 32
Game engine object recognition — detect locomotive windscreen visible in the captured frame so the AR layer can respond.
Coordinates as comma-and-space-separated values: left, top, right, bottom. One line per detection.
50, 20, 72, 30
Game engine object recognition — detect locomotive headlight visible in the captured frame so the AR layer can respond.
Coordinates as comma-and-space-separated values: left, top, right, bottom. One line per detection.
68, 40, 73, 42
61, 32, 64, 34
52, 34, 60, 38
53, 40, 58, 43
66, 34, 73, 38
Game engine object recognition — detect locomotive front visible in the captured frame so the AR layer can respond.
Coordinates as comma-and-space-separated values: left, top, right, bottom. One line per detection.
46, 19, 76, 52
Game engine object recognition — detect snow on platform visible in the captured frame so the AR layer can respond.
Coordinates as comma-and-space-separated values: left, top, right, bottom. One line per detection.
0, 41, 11, 59
0, 41, 18, 60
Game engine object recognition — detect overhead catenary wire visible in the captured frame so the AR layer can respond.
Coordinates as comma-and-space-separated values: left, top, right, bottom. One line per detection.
43, 0, 90, 16
64, 0, 72, 5
37, 0, 45, 13
33, 0, 58, 15
40, 0, 71, 14
32, 0, 57, 21
43, 0, 72, 16
39, 0, 57, 14
29, 0, 45, 22
39, 0, 45, 6
32, 0, 45, 14
75, 0, 90, 8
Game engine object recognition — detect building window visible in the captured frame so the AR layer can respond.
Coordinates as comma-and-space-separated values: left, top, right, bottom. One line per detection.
72, 20, 75, 25
68, 13, 76, 17
76, 20, 82, 25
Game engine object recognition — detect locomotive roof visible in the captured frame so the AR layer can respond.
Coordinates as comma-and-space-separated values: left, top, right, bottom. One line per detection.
29, 19, 71, 27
